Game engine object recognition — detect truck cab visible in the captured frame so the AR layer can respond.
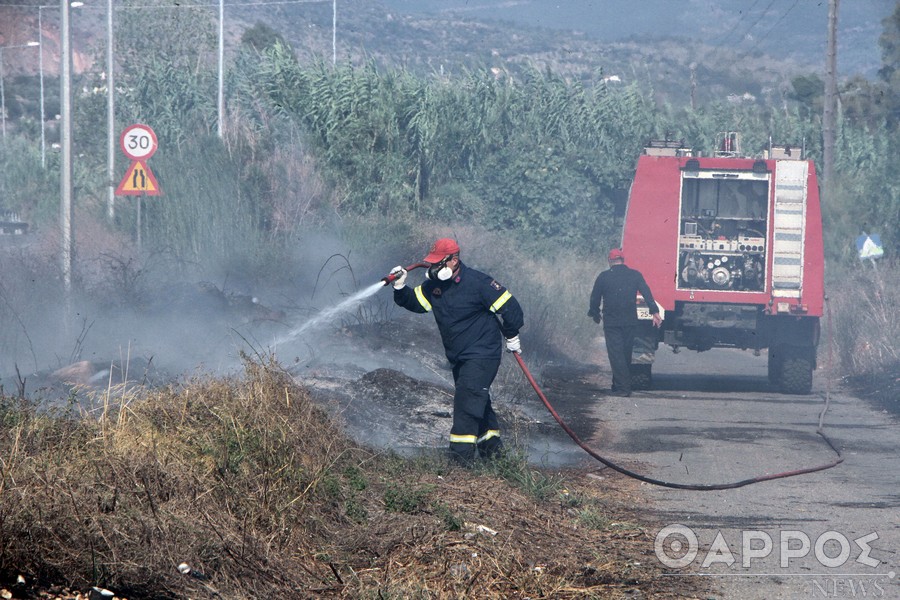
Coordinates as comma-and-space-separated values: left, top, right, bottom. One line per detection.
623, 134, 824, 394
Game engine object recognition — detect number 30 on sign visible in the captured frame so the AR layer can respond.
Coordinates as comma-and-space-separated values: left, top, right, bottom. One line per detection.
120, 124, 158, 160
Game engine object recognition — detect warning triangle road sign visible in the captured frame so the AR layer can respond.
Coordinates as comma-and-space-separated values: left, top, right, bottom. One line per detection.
856, 233, 884, 261
115, 160, 162, 196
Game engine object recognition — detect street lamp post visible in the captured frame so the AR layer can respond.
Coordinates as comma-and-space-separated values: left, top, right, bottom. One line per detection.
217, 0, 224, 138
61, 0, 73, 300
0, 41, 40, 140
38, 2, 83, 168
107, 0, 115, 219
38, 6, 46, 166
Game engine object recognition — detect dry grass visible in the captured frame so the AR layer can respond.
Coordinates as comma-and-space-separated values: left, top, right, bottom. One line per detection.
826, 259, 900, 412
827, 259, 899, 375
0, 356, 703, 599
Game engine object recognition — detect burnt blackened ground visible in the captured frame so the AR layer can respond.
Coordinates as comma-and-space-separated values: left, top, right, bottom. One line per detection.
287, 315, 608, 468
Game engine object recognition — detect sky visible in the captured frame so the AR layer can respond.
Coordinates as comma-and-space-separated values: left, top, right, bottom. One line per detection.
381, 0, 896, 77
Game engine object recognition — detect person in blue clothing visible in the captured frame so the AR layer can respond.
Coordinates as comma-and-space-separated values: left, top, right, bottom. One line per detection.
588, 248, 662, 397
389, 238, 524, 465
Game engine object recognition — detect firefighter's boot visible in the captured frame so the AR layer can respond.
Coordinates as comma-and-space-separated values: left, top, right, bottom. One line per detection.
449, 442, 476, 467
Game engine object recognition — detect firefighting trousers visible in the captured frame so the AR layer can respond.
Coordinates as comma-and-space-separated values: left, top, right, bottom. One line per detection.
449, 357, 502, 462
603, 324, 635, 393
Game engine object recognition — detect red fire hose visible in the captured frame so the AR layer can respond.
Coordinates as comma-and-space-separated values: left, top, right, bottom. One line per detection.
512, 352, 843, 491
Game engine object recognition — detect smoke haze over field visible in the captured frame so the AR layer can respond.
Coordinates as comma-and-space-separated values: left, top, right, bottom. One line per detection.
0, 226, 420, 400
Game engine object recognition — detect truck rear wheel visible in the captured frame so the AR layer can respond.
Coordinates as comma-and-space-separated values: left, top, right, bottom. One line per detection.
780, 356, 813, 394
631, 364, 652, 390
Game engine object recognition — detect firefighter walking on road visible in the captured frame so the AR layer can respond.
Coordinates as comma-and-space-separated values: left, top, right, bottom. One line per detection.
588, 248, 662, 397
389, 238, 524, 465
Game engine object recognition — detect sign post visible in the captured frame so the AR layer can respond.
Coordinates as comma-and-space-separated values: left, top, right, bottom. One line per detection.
116, 124, 161, 253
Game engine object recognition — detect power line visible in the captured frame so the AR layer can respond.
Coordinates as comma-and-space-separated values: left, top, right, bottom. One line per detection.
0, 0, 330, 8
732, 0, 778, 49
698, 0, 773, 74
708, 0, 762, 48
737, 0, 801, 62
106, 1, 330, 11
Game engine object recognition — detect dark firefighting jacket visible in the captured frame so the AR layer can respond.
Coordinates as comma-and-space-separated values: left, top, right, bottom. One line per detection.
394, 261, 524, 364
588, 263, 659, 327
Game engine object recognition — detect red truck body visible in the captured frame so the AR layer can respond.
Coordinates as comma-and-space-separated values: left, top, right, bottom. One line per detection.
622, 137, 825, 393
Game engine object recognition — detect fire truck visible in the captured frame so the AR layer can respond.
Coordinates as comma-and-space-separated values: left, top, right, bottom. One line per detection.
623, 133, 824, 394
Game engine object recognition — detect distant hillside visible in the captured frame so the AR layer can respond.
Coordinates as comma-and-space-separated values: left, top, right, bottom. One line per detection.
226, 0, 820, 107
2, 0, 885, 109
381, 0, 889, 78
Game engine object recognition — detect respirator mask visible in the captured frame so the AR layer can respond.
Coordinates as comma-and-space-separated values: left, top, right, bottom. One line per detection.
426, 255, 455, 281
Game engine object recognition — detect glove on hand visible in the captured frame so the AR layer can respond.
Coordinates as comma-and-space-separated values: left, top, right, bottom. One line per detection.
588, 311, 601, 324
505, 335, 522, 354
390, 266, 408, 290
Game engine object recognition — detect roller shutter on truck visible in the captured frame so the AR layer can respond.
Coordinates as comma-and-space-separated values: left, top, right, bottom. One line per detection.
771, 160, 808, 297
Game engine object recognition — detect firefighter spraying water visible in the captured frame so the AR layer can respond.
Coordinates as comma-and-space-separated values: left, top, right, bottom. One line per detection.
385, 238, 524, 465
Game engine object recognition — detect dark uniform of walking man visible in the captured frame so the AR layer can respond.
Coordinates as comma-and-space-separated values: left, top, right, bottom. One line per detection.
389, 238, 524, 464
588, 248, 662, 397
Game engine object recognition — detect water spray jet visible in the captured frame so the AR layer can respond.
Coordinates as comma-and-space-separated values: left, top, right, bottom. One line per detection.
274, 263, 429, 346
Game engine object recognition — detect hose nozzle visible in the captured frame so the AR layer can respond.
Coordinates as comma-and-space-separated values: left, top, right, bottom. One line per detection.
381, 272, 401, 286
381, 262, 428, 286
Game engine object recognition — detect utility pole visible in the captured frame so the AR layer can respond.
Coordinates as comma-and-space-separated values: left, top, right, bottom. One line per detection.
39, 6, 47, 167
217, 0, 224, 138
107, 0, 115, 220
689, 62, 697, 111
39, 3, 82, 169
823, 0, 839, 187
60, 0, 74, 324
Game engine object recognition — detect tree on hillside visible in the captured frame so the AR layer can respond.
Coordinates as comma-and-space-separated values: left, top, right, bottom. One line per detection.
242, 22, 288, 52
789, 74, 824, 120
838, 76, 888, 129
878, 2, 900, 84
877, 1, 900, 125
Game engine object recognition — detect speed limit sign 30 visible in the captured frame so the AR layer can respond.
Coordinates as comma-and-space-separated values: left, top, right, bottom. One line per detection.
120, 124, 158, 160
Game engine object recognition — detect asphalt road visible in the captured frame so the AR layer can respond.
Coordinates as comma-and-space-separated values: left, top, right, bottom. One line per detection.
569, 341, 900, 599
